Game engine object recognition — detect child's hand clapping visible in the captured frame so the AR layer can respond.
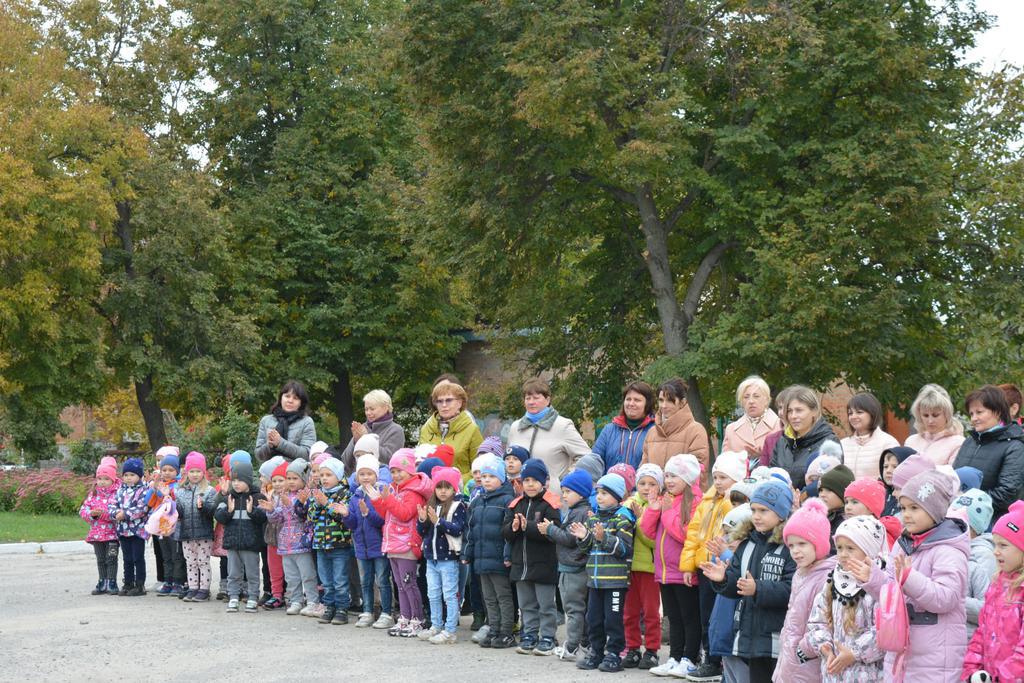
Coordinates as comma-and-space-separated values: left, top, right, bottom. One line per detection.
426, 506, 439, 524
227, 495, 235, 513
417, 504, 428, 522
359, 499, 369, 516
699, 557, 727, 582
569, 521, 588, 539
258, 499, 275, 512
116, 511, 126, 522
537, 519, 551, 535
313, 490, 328, 505
330, 502, 348, 516
705, 536, 726, 558
737, 571, 757, 596
245, 496, 253, 513
297, 489, 310, 503
592, 522, 605, 542
845, 557, 873, 583
826, 644, 855, 674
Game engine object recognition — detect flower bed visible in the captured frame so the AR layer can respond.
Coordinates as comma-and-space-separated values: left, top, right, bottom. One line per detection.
0, 469, 94, 515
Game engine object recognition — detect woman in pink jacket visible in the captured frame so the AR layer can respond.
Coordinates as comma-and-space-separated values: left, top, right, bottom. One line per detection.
903, 384, 965, 466
723, 375, 782, 468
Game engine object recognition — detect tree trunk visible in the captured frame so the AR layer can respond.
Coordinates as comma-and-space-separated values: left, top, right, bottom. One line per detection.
331, 369, 354, 449
135, 374, 167, 450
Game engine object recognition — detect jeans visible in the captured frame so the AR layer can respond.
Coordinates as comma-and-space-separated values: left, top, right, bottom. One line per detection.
119, 536, 145, 585
723, 656, 749, 683
317, 547, 353, 610
698, 576, 720, 665
358, 557, 392, 615
426, 559, 460, 633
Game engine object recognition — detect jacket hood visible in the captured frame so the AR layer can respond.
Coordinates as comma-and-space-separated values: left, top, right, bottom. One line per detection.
731, 518, 785, 545
611, 413, 655, 430
784, 417, 835, 449
655, 404, 696, 437
803, 554, 837, 580
399, 471, 434, 498
970, 532, 994, 558
480, 479, 514, 501
899, 517, 969, 556
878, 445, 915, 479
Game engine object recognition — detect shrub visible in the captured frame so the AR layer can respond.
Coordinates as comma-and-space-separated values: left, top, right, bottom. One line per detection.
0, 469, 93, 515
67, 439, 109, 475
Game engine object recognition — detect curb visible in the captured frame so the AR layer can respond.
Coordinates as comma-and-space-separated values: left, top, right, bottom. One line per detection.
0, 540, 91, 555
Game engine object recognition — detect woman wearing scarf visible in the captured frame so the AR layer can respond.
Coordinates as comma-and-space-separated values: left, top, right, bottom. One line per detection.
255, 380, 317, 463
722, 375, 782, 468
340, 389, 406, 471
418, 379, 483, 479
506, 377, 591, 488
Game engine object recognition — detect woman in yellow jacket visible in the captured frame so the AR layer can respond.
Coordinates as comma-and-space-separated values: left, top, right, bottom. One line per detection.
418, 380, 483, 480
678, 451, 747, 681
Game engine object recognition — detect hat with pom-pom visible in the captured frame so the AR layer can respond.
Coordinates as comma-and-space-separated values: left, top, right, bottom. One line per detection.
96, 456, 119, 481
783, 498, 832, 560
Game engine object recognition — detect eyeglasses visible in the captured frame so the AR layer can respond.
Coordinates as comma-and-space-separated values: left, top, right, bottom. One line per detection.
434, 397, 459, 406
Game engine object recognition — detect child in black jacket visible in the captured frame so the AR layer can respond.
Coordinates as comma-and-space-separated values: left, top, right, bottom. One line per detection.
213, 461, 267, 614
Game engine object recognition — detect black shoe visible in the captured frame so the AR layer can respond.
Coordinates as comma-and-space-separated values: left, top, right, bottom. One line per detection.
118, 582, 132, 596
577, 653, 602, 670
319, 607, 336, 624
687, 661, 723, 681
638, 650, 660, 670
127, 584, 146, 597
622, 649, 642, 668
470, 612, 486, 631
331, 610, 349, 625
598, 654, 623, 673
216, 590, 227, 601
491, 634, 517, 649
257, 592, 271, 606
91, 581, 105, 595
479, 632, 495, 648
347, 601, 363, 615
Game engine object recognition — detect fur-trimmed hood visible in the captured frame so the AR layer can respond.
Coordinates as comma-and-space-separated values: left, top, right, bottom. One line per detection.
731, 518, 785, 545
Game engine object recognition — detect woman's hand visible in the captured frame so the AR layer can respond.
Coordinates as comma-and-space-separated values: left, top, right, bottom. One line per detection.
267, 428, 281, 447
351, 422, 367, 439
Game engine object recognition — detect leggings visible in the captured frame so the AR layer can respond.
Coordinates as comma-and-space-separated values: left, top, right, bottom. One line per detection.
92, 540, 119, 582
119, 536, 146, 586
390, 557, 423, 621
660, 582, 701, 664
181, 540, 213, 591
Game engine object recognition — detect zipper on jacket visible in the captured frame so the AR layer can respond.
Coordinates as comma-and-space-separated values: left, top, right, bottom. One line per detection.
521, 499, 532, 581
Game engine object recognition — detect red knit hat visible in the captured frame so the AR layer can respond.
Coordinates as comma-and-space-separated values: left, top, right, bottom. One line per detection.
994, 500, 1024, 553
271, 461, 288, 480
845, 478, 885, 518
434, 444, 455, 467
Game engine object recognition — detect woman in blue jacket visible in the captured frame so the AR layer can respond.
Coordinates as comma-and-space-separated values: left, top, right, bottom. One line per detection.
592, 381, 656, 472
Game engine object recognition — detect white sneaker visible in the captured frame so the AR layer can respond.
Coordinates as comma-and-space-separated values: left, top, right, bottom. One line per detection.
286, 602, 303, 615
650, 657, 679, 676
669, 658, 697, 678
372, 613, 395, 630
430, 630, 457, 644
471, 624, 490, 643
418, 625, 442, 641
354, 612, 373, 627
388, 616, 408, 637
300, 603, 322, 618
244, 599, 258, 613
226, 598, 239, 613
403, 618, 424, 638
554, 644, 578, 661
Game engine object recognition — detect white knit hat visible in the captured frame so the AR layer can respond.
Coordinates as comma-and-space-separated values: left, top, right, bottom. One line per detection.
353, 433, 380, 459
665, 453, 701, 485
712, 451, 747, 485
355, 454, 380, 475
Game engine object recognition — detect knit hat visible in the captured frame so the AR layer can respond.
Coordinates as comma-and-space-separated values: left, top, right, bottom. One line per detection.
505, 445, 531, 465
122, 457, 144, 478
665, 454, 701, 486
521, 459, 549, 485
312, 452, 330, 468
993, 501, 1024, 552
891, 451, 933, 490
560, 470, 594, 499
389, 448, 417, 476
309, 441, 329, 459
955, 466, 983, 493
259, 455, 286, 481
286, 458, 310, 483
220, 454, 231, 475
271, 461, 288, 480
723, 503, 753, 533
834, 515, 887, 561
433, 444, 455, 468
232, 460, 255, 487
229, 450, 252, 470
751, 479, 794, 520
476, 436, 504, 458
413, 443, 437, 464
844, 478, 885, 518
418, 457, 445, 475
608, 463, 636, 493
635, 463, 664, 491
159, 452, 180, 472
182, 451, 206, 475
783, 498, 832, 560
819, 464, 855, 499
768, 467, 793, 487
596, 473, 627, 503
470, 455, 488, 473
712, 451, 747, 486
575, 453, 605, 482
900, 469, 958, 524
749, 466, 771, 481
805, 454, 842, 485
476, 453, 506, 483
155, 445, 180, 459
431, 466, 462, 492
729, 479, 757, 501
95, 457, 119, 481
353, 434, 380, 459
355, 454, 380, 475
318, 457, 345, 483
950, 488, 994, 536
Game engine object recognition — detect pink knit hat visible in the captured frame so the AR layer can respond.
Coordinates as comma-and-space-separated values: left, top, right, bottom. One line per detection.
783, 498, 832, 560
95, 456, 118, 482
900, 469, 957, 524
891, 452, 933, 490
389, 447, 417, 475
993, 501, 1024, 552
184, 451, 207, 474
312, 452, 331, 468
431, 466, 462, 492
845, 478, 885, 518
608, 464, 636, 493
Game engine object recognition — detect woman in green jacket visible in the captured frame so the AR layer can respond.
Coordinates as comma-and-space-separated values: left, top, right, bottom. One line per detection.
419, 380, 484, 479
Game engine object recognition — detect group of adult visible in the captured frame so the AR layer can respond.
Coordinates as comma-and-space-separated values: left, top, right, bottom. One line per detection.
251, 374, 1024, 520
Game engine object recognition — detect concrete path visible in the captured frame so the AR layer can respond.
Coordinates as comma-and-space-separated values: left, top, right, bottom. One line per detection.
0, 549, 631, 682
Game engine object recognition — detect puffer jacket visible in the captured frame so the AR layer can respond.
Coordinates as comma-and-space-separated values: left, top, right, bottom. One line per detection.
577, 504, 635, 589
624, 493, 655, 574
805, 573, 884, 683
343, 484, 386, 560
953, 422, 1024, 520
419, 410, 484, 479
108, 481, 150, 539
213, 490, 267, 551
463, 480, 514, 574
175, 484, 216, 541
373, 472, 433, 557
841, 428, 900, 481
966, 532, 997, 634
904, 428, 965, 467
680, 489, 732, 573
268, 493, 312, 554
773, 556, 837, 683
418, 496, 467, 561
79, 483, 119, 543
502, 492, 560, 584
708, 545, 740, 658
305, 484, 352, 550
640, 489, 703, 584
545, 497, 592, 571
711, 520, 796, 660
641, 406, 710, 483
864, 517, 970, 683
963, 572, 1024, 683
771, 419, 840, 489
593, 413, 655, 471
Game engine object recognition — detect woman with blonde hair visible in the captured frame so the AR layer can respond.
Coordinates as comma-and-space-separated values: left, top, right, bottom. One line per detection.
340, 389, 406, 471
722, 375, 782, 467
419, 380, 483, 478
904, 384, 965, 466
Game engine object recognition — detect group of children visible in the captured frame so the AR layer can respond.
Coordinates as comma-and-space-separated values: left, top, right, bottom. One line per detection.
79, 436, 1024, 682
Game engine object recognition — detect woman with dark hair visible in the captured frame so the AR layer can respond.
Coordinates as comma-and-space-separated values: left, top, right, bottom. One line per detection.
255, 380, 317, 463
769, 385, 840, 487
840, 391, 899, 479
953, 384, 1024, 520
999, 383, 1022, 425
640, 378, 709, 480
592, 380, 657, 472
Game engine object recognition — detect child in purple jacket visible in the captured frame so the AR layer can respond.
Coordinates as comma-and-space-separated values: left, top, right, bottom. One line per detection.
266, 458, 318, 616
108, 458, 150, 596
344, 454, 394, 629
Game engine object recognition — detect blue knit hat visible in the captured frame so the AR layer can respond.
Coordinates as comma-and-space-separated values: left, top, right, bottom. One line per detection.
955, 466, 983, 493
477, 454, 506, 483
596, 473, 626, 503
751, 479, 793, 520
229, 450, 252, 470
521, 459, 548, 485
505, 445, 531, 464
159, 454, 179, 472
417, 457, 445, 475
122, 458, 145, 477
561, 470, 593, 499
950, 488, 993, 536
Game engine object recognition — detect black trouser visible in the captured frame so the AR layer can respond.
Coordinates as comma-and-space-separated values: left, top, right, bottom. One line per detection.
660, 583, 701, 663
746, 656, 776, 683
698, 578, 720, 665
260, 545, 271, 595
157, 537, 186, 585
119, 536, 146, 585
92, 540, 119, 582
153, 534, 164, 582
220, 555, 228, 580
587, 587, 626, 658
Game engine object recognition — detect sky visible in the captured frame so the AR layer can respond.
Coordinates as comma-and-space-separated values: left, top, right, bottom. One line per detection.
967, 0, 1024, 70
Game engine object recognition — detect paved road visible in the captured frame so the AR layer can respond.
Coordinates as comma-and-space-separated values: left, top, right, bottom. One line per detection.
0, 550, 632, 682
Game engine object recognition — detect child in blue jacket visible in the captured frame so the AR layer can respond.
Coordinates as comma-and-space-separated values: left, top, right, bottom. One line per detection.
707, 504, 752, 683
343, 455, 393, 629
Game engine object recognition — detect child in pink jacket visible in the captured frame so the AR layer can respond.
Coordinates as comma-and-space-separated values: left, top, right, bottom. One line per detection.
963, 500, 1024, 683
79, 457, 121, 595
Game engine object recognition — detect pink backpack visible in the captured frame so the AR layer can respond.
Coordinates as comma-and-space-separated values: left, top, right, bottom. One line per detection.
875, 564, 910, 680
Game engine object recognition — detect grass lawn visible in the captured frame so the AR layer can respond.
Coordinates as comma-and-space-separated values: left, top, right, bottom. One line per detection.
0, 511, 88, 543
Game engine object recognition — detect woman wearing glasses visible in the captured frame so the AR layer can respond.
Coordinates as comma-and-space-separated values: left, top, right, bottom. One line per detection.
419, 379, 484, 478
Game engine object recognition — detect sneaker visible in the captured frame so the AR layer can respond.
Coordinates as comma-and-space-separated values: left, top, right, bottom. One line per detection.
686, 662, 722, 681
91, 581, 105, 596
623, 649, 642, 668
347, 601, 363, 615
156, 582, 174, 596
226, 598, 239, 613
470, 612, 486, 631
126, 584, 146, 597
534, 637, 556, 656
402, 618, 423, 638
491, 634, 517, 649
319, 607, 337, 624
554, 644, 579, 661
286, 602, 303, 615
105, 580, 119, 594
430, 630, 457, 645
640, 650, 660, 670
478, 632, 495, 648
388, 616, 408, 637
263, 597, 284, 610
598, 653, 623, 673
418, 625, 442, 641
182, 590, 197, 602
516, 635, 538, 654
670, 658, 697, 678
331, 610, 349, 625
173, 584, 187, 599
577, 652, 603, 670
244, 599, 258, 613
193, 590, 210, 602
354, 612, 373, 627
216, 590, 227, 601
471, 624, 490, 644
257, 592, 271, 606
301, 603, 324, 618
650, 657, 680, 677
372, 613, 395, 629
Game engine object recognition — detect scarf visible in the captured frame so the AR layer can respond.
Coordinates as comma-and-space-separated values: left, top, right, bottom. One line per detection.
524, 406, 552, 425
625, 416, 643, 430
272, 407, 304, 442
367, 411, 393, 428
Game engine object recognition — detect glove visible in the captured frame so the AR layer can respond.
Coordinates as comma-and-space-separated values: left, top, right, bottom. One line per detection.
969, 671, 992, 683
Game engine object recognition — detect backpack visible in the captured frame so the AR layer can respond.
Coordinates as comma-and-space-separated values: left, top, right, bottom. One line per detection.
145, 497, 179, 538
875, 564, 910, 680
